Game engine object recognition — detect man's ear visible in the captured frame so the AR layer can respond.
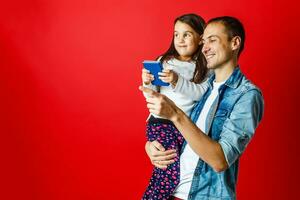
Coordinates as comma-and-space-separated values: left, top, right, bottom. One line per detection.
231, 36, 241, 51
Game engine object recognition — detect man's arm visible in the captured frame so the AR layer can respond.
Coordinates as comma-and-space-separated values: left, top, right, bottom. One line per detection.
140, 86, 228, 172
170, 105, 229, 172
140, 86, 264, 172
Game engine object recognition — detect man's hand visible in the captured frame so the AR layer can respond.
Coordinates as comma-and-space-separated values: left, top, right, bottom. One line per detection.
139, 86, 180, 121
145, 141, 177, 169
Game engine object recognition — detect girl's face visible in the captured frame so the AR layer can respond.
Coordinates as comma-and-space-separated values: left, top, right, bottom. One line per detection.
174, 21, 202, 61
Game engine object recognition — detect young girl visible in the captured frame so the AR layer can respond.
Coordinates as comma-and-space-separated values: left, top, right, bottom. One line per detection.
141, 14, 209, 200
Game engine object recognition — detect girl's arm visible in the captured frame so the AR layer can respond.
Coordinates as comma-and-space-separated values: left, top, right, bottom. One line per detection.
158, 69, 210, 101
173, 75, 210, 101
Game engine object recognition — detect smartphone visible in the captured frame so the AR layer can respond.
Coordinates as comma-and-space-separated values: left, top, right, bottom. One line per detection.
142, 60, 169, 86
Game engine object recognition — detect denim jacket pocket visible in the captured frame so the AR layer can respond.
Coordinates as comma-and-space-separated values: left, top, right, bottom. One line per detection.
211, 109, 228, 140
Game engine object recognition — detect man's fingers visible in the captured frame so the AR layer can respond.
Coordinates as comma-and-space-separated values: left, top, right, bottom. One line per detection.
145, 97, 157, 104
151, 153, 177, 161
151, 140, 165, 152
152, 161, 168, 169
148, 109, 159, 115
146, 102, 157, 110
139, 86, 159, 97
155, 159, 175, 165
145, 99, 159, 115
148, 140, 177, 168
151, 147, 176, 157
164, 152, 177, 160
151, 160, 175, 169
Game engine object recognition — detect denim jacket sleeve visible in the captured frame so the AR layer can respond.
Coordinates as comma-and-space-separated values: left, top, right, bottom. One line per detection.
218, 89, 264, 167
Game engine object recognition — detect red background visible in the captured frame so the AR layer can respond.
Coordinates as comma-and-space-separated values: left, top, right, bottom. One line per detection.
1, 0, 299, 199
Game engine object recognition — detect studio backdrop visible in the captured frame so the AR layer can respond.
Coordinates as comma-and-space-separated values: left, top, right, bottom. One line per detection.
0, 0, 299, 199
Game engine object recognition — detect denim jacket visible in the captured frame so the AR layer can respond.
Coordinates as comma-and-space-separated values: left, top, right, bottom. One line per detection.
183, 67, 264, 200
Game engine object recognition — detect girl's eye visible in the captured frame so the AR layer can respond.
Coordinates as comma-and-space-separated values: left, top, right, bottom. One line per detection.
183, 33, 191, 38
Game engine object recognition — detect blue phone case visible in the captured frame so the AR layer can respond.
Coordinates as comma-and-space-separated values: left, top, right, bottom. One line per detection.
143, 60, 169, 86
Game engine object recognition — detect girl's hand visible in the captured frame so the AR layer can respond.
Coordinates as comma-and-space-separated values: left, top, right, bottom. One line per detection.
158, 69, 178, 87
142, 68, 154, 85
145, 141, 177, 169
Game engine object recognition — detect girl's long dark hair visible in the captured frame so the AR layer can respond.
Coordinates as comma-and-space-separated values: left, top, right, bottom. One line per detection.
159, 14, 207, 83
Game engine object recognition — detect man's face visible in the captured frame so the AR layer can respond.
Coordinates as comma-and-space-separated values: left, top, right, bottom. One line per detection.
201, 22, 233, 69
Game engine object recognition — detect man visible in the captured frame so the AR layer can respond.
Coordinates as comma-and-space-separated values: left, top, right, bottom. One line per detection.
139, 16, 264, 200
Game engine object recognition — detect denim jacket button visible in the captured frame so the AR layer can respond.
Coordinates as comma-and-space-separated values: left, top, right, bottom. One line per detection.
188, 194, 193, 199
194, 171, 199, 176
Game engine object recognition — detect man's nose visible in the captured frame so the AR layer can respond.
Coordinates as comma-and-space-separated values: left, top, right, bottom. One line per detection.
202, 43, 209, 54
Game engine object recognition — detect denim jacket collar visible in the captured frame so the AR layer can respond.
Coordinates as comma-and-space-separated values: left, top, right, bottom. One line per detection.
207, 66, 243, 89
